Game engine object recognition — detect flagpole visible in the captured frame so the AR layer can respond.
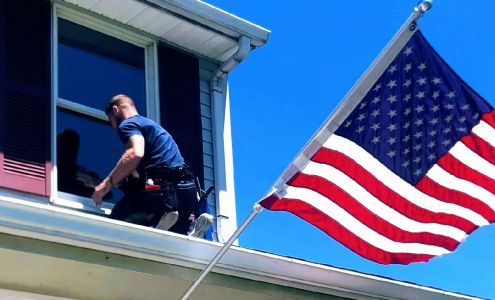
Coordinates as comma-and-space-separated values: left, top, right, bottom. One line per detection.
268, 0, 433, 195
179, 203, 263, 300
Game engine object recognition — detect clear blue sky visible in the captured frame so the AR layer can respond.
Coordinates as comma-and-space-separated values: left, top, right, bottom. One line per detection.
206, 0, 495, 299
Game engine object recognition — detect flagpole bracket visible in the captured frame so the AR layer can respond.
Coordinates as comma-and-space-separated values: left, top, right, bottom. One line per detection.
414, 0, 433, 14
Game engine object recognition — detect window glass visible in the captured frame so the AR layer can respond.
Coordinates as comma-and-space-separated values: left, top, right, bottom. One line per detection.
57, 18, 147, 204
58, 18, 146, 113
57, 109, 122, 203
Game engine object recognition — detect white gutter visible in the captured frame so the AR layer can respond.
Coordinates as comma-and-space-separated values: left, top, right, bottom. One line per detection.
210, 36, 251, 242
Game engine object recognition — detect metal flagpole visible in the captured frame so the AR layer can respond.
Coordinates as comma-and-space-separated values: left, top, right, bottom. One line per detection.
179, 1, 433, 299
179, 203, 263, 300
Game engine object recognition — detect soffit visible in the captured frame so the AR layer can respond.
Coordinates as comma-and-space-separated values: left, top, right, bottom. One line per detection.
62, 0, 270, 62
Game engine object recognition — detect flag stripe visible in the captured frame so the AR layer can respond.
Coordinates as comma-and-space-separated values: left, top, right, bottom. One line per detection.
261, 194, 437, 264
461, 134, 495, 168
438, 153, 495, 210
312, 147, 476, 233
271, 186, 451, 256
288, 171, 461, 249
426, 165, 495, 215
416, 176, 495, 224
451, 141, 495, 182
324, 134, 487, 226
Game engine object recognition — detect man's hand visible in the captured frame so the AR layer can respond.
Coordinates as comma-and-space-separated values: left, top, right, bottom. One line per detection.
92, 178, 112, 206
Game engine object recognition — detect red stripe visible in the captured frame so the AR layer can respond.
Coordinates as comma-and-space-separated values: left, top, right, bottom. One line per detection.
311, 148, 476, 233
437, 153, 495, 219
260, 194, 435, 264
285, 172, 459, 250
481, 110, 495, 128
461, 133, 495, 166
416, 176, 494, 225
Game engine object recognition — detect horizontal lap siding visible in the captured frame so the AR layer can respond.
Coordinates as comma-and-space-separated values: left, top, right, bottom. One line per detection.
199, 65, 216, 217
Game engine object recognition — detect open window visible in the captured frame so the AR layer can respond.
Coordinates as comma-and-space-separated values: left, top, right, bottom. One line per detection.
52, 5, 158, 214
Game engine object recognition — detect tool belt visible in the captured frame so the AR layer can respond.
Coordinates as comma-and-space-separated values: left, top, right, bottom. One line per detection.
144, 165, 193, 185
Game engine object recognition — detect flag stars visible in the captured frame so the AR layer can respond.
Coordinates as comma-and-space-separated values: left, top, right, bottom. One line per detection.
459, 116, 467, 123
387, 80, 398, 89
416, 91, 426, 99
457, 127, 467, 133
387, 95, 398, 103
414, 119, 424, 126
357, 113, 366, 121
387, 150, 397, 158
432, 91, 440, 99
401, 160, 410, 168
445, 103, 455, 110
414, 157, 422, 164
403, 122, 411, 130
403, 148, 411, 155
417, 63, 427, 71
371, 109, 380, 117
356, 126, 365, 134
404, 47, 413, 56
344, 120, 352, 127
428, 129, 438, 136
371, 136, 380, 144
404, 63, 412, 72
415, 145, 424, 153
473, 112, 480, 119
442, 139, 452, 146
428, 141, 436, 149
445, 114, 454, 122
415, 105, 425, 113
443, 127, 452, 134
416, 77, 427, 85
447, 91, 456, 99
404, 108, 412, 116
461, 104, 470, 111
371, 123, 381, 131
403, 135, 411, 143
359, 102, 367, 109
431, 77, 442, 85
404, 94, 412, 102
387, 137, 397, 145
403, 79, 412, 87
431, 104, 440, 112
388, 65, 398, 74
414, 169, 423, 176
373, 83, 382, 92
388, 110, 397, 118
429, 118, 439, 125
428, 153, 436, 161
371, 97, 381, 104
414, 132, 423, 139
387, 124, 398, 132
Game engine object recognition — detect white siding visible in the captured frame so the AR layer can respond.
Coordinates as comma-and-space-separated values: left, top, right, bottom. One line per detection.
199, 60, 218, 240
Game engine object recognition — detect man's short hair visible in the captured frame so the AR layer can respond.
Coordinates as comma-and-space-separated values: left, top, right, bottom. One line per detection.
104, 94, 135, 115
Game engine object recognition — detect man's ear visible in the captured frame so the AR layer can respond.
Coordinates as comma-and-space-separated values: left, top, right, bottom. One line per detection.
112, 105, 119, 116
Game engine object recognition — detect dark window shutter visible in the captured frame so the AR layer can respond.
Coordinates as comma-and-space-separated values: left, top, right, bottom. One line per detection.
0, 0, 51, 196
158, 43, 203, 186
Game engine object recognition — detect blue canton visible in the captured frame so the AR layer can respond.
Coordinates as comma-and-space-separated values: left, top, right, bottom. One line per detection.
335, 30, 492, 185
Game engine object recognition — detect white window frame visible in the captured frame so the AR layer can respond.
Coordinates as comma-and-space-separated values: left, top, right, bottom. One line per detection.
50, 3, 160, 214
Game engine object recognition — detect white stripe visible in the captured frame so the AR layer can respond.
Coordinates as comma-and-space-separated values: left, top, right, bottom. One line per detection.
427, 165, 495, 212
450, 142, 495, 181
303, 161, 466, 241
281, 185, 450, 256
323, 135, 488, 226
472, 120, 495, 148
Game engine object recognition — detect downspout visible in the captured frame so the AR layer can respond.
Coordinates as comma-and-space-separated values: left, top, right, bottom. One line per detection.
210, 35, 251, 242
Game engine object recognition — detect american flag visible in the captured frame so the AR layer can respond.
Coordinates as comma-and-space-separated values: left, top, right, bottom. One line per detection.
260, 30, 495, 264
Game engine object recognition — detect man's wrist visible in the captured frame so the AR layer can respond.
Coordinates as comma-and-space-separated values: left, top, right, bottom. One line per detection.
105, 176, 114, 188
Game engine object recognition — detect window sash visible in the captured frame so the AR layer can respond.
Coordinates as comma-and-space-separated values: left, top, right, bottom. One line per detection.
51, 3, 159, 213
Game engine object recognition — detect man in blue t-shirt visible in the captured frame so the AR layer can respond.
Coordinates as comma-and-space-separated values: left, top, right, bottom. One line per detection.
92, 94, 197, 232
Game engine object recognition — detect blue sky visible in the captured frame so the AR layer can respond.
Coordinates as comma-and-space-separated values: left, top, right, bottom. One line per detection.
206, 1, 495, 299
